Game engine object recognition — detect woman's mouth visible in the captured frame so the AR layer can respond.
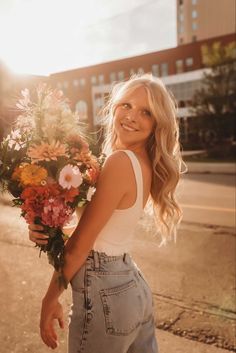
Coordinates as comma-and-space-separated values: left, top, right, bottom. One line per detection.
121, 123, 138, 132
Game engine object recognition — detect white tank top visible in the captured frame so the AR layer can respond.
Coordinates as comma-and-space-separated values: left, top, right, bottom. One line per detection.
92, 149, 144, 255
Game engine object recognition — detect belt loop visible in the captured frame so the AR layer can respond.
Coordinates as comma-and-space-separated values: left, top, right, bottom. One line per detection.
93, 251, 100, 270
123, 253, 129, 264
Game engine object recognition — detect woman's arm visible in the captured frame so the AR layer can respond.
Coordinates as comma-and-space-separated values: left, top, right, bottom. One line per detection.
38, 151, 133, 348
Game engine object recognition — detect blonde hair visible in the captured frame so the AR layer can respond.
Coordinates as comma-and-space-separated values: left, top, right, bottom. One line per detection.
102, 74, 187, 244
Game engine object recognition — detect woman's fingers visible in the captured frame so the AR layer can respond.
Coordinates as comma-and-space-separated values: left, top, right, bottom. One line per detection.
29, 230, 49, 244
28, 224, 44, 231
41, 325, 58, 349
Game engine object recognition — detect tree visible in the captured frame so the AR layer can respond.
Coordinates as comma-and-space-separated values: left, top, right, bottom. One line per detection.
191, 41, 236, 153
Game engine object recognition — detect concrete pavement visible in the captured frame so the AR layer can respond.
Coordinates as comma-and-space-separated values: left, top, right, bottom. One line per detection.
185, 162, 235, 175
0, 195, 235, 352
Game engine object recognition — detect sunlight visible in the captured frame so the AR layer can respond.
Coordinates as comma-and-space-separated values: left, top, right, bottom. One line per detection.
0, 0, 96, 75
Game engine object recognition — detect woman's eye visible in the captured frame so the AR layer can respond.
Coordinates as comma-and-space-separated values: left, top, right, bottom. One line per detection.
121, 103, 131, 109
142, 109, 152, 117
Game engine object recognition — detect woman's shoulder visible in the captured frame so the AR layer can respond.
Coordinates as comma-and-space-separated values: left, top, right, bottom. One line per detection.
100, 150, 135, 182
104, 150, 133, 167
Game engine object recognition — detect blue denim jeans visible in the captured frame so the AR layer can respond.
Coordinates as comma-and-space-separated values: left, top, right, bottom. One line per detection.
68, 250, 158, 353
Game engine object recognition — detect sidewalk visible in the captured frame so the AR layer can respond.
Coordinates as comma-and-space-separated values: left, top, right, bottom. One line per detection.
0, 241, 233, 353
0, 196, 235, 352
185, 162, 235, 174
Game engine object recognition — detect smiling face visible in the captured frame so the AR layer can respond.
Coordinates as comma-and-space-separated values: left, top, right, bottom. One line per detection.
113, 86, 156, 150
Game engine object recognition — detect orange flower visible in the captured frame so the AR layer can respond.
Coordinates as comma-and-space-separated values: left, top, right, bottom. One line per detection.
20, 164, 48, 186
27, 140, 68, 162
12, 166, 23, 181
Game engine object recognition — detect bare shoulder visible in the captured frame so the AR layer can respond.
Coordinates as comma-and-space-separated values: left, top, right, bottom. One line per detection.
101, 150, 133, 178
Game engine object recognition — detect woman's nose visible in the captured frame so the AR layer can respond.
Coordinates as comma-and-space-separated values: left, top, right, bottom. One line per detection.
125, 110, 137, 121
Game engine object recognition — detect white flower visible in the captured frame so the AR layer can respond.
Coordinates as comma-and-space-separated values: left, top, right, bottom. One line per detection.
87, 186, 96, 201
6, 129, 24, 150
59, 164, 83, 189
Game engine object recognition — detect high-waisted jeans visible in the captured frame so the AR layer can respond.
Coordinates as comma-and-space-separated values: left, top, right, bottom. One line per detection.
68, 250, 158, 353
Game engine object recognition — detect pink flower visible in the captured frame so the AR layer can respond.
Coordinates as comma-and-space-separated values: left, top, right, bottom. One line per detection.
41, 198, 72, 227
58, 165, 83, 190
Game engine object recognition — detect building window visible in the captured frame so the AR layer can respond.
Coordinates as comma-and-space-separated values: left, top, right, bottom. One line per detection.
110, 72, 116, 83
179, 37, 184, 44
192, 22, 197, 31
130, 68, 135, 76
73, 79, 79, 87
186, 57, 193, 67
192, 35, 197, 42
161, 62, 168, 77
79, 78, 86, 87
192, 0, 197, 4
179, 13, 184, 22
137, 67, 145, 75
91, 76, 97, 85
176, 59, 184, 74
98, 74, 104, 85
152, 64, 159, 77
179, 23, 184, 34
192, 10, 197, 18
179, 0, 183, 5
118, 71, 125, 81
75, 100, 88, 121
63, 81, 69, 89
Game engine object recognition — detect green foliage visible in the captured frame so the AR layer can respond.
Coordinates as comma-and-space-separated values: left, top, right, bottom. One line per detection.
191, 41, 236, 155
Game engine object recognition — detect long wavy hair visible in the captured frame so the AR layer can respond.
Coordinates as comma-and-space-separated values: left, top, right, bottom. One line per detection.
101, 74, 187, 243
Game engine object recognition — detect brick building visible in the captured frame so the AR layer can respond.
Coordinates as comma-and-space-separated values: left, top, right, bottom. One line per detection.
49, 33, 235, 133
177, 0, 236, 45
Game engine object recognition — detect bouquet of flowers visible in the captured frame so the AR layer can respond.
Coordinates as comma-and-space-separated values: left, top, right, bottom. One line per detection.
0, 84, 103, 274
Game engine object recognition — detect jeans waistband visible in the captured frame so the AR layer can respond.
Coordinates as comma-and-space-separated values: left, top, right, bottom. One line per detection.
87, 250, 131, 271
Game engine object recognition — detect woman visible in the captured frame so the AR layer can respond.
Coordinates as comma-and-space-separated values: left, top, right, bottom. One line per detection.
29, 74, 184, 353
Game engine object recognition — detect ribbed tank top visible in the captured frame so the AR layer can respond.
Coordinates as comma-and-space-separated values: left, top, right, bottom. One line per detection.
92, 149, 143, 255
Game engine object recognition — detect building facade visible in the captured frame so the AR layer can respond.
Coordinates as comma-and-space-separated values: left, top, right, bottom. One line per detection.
177, 0, 236, 45
49, 33, 235, 133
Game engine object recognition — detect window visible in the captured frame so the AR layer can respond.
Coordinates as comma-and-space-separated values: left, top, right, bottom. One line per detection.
178, 23, 184, 34
186, 57, 193, 67
176, 59, 184, 74
192, 0, 197, 4
130, 68, 135, 76
79, 78, 86, 87
91, 76, 97, 85
152, 64, 159, 77
179, 0, 183, 5
73, 79, 79, 87
98, 74, 104, 85
179, 13, 184, 22
192, 35, 197, 42
63, 81, 69, 89
110, 72, 116, 83
192, 10, 197, 18
137, 67, 145, 75
118, 71, 125, 81
75, 100, 88, 121
161, 62, 168, 77
192, 22, 197, 31
179, 37, 184, 44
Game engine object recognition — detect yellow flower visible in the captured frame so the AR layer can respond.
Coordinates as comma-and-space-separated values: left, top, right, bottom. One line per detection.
20, 164, 48, 186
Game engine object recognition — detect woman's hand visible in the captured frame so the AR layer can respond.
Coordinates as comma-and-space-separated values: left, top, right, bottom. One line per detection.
40, 297, 65, 349
28, 224, 49, 245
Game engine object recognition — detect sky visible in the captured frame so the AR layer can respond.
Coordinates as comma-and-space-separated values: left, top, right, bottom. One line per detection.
0, 0, 176, 76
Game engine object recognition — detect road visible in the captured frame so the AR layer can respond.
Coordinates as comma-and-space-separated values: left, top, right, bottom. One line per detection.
178, 174, 235, 227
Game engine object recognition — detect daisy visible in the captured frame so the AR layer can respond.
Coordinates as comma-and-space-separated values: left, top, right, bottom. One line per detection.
59, 164, 83, 190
